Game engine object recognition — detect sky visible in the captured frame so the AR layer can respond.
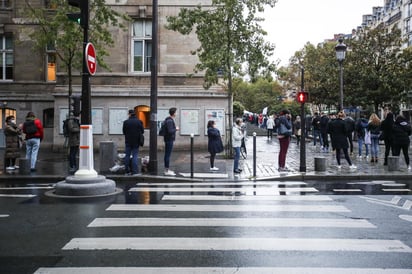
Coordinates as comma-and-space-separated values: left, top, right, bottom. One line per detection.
261, 0, 384, 67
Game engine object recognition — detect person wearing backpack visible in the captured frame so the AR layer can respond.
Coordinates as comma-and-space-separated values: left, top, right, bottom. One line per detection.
162, 107, 179, 176
355, 114, 369, 159
22, 112, 44, 172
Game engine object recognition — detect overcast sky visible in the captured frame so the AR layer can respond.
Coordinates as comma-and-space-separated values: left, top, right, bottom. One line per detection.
261, 0, 384, 66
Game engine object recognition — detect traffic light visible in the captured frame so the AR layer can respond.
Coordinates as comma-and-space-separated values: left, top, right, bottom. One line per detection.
71, 95, 81, 116
296, 91, 309, 104
67, 0, 88, 29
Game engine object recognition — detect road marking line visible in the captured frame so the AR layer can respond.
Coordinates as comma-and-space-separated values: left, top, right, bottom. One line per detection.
179, 173, 229, 178
0, 186, 54, 190
361, 196, 411, 211
33, 267, 412, 274
0, 214, 9, 218
402, 200, 412, 210
129, 187, 318, 193
382, 189, 411, 192
107, 204, 350, 212
333, 189, 362, 192
399, 215, 412, 222
0, 194, 37, 198
88, 217, 375, 228
161, 195, 332, 201
137, 181, 307, 186
62, 237, 412, 252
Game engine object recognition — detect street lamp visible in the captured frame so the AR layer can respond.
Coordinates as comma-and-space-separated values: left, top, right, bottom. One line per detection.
335, 37, 347, 111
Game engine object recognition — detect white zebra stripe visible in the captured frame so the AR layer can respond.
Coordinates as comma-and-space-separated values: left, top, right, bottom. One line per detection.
137, 181, 307, 186
129, 186, 318, 193
161, 195, 332, 201
62, 237, 412, 252
88, 217, 375, 228
106, 204, 350, 212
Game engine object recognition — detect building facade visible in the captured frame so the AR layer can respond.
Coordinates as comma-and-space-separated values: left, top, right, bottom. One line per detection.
0, 0, 228, 151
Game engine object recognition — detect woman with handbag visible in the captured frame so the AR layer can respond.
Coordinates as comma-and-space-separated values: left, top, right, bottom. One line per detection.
277, 110, 292, 172
207, 120, 224, 171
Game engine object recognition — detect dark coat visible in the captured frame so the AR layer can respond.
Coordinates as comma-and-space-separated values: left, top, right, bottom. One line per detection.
4, 122, 21, 159
123, 115, 144, 147
392, 116, 411, 146
67, 118, 80, 147
328, 118, 349, 149
163, 117, 177, 142
207, 127, 223, 154
380, 112, 394, 142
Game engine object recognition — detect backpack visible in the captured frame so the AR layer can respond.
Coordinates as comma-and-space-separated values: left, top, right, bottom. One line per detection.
24, 120, 38, 135
158, 118, 169, 136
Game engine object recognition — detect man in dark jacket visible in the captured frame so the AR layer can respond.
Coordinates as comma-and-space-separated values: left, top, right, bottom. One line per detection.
392, 115, 412, 170
123, 109, 144, 175
163, 107, 179, 176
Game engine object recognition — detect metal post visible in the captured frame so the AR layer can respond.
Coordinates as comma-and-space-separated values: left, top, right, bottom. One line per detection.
299, 66, 306, 173
190, 133, 194, 178
149, 0, 158, 174
339, 62, 344, 111
253, 132, 256, 178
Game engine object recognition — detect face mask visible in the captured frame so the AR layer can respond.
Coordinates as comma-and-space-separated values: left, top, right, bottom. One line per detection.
10, 120, 15, 124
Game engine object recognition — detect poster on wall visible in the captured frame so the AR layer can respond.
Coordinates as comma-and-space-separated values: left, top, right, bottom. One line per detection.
180, 108, 199, 135
59, 107, 103, 134
109, 108, 128, 134
205, 109, 225, 135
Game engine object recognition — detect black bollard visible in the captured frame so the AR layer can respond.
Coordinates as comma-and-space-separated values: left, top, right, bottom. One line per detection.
190, 133, 194, 178
253, 132, 256, 178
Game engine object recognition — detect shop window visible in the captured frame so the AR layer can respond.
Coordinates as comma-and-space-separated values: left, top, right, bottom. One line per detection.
135, 105, 150, 129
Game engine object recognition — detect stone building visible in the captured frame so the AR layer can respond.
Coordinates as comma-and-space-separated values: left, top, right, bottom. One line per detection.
0, 0, 228, 151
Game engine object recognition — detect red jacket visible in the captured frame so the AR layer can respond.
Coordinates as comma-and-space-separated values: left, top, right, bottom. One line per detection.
23, 118, 44, 141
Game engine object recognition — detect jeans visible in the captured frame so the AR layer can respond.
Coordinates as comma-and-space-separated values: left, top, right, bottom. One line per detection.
313, 129, 323, 146
69, 146, 79, 169
357, 138, 369, 156
370, 134, 380, 158
26, 138, 40, 169
164, 140, 174, 169
125, 143, 139, 174
278, 136, 290, 168
233, 146, 240, 170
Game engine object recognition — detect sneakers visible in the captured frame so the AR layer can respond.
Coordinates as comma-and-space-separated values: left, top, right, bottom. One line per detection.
349, 165, 357, 169
234, 169, 242, 173
210, 167, 219, 171
164, 170, 176, 176
337, 165, 342, 169
408, 166, 411, 171
6, 166, 15, 171
13, 165, 19, 169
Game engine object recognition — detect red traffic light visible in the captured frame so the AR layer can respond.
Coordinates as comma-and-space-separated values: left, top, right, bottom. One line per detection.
296, 91, 308, 104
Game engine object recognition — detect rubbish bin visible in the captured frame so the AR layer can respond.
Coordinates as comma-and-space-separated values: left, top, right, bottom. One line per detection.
99, 141, 117, 173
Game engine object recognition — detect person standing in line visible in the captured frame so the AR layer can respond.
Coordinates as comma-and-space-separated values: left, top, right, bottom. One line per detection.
380, 110, 394, 166
320, 112, 330, 152
344, 115, 355, 156
67, 115, 80, 173
207, 120, 224, 171
355, 114, 370, 159
22, 112, 44, 172
293, 115, 301, 146
328, 111, 357, 170
266, 115, 275, 140
312, 112, 322, 147
367, 113, 381, 163
163, 107, 179, 176
123, 109, 144, 176
277, 110, 292, 172
392, 114, 411, 170
4, 115, 21, 171
232, 118, 243, 174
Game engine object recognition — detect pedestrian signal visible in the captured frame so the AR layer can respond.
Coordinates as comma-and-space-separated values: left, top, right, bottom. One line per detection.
296, 91, 308, 104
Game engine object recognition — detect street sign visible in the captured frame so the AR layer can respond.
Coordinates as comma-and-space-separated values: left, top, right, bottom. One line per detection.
85, 42, 96, 75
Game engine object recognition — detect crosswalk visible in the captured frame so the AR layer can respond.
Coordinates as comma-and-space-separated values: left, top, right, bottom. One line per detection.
35, 181, 412, 273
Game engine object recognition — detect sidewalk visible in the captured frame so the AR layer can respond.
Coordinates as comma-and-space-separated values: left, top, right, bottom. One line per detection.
1, 135, 411, 182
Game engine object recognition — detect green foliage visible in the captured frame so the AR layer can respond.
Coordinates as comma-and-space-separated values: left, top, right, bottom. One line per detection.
166, 0, 277, 90
233, 101, 245, 117
24, 0, 130, 74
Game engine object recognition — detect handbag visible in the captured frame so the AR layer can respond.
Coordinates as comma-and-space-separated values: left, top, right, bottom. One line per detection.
279, 123, 292, 137
364, 130, 371, 145
379, 132, 385, 140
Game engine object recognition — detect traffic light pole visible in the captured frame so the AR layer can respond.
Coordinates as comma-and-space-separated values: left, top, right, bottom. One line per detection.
299, 66, 306, 173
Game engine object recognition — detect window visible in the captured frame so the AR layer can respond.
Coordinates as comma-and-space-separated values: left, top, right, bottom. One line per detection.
43, 108, 54, 128
132, 20, 152, 72
0, 0, 10, 8
0, 34, 13, 80
46, 43, 56, 81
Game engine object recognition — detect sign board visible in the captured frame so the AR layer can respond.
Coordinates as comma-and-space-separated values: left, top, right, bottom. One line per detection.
85, 42, 96, 75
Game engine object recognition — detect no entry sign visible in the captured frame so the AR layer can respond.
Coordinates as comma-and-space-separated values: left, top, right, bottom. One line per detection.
85, 42, 96, 75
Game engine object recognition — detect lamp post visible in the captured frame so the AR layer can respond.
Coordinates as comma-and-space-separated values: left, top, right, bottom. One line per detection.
299, 65, 306, 173
335, 38, 347, 111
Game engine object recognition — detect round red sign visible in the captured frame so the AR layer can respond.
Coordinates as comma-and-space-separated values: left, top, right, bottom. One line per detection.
85, 42, 96, 75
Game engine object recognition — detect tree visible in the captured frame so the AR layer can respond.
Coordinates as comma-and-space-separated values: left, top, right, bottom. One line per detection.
166, 0, 277, 154
24, 0, 129, 111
